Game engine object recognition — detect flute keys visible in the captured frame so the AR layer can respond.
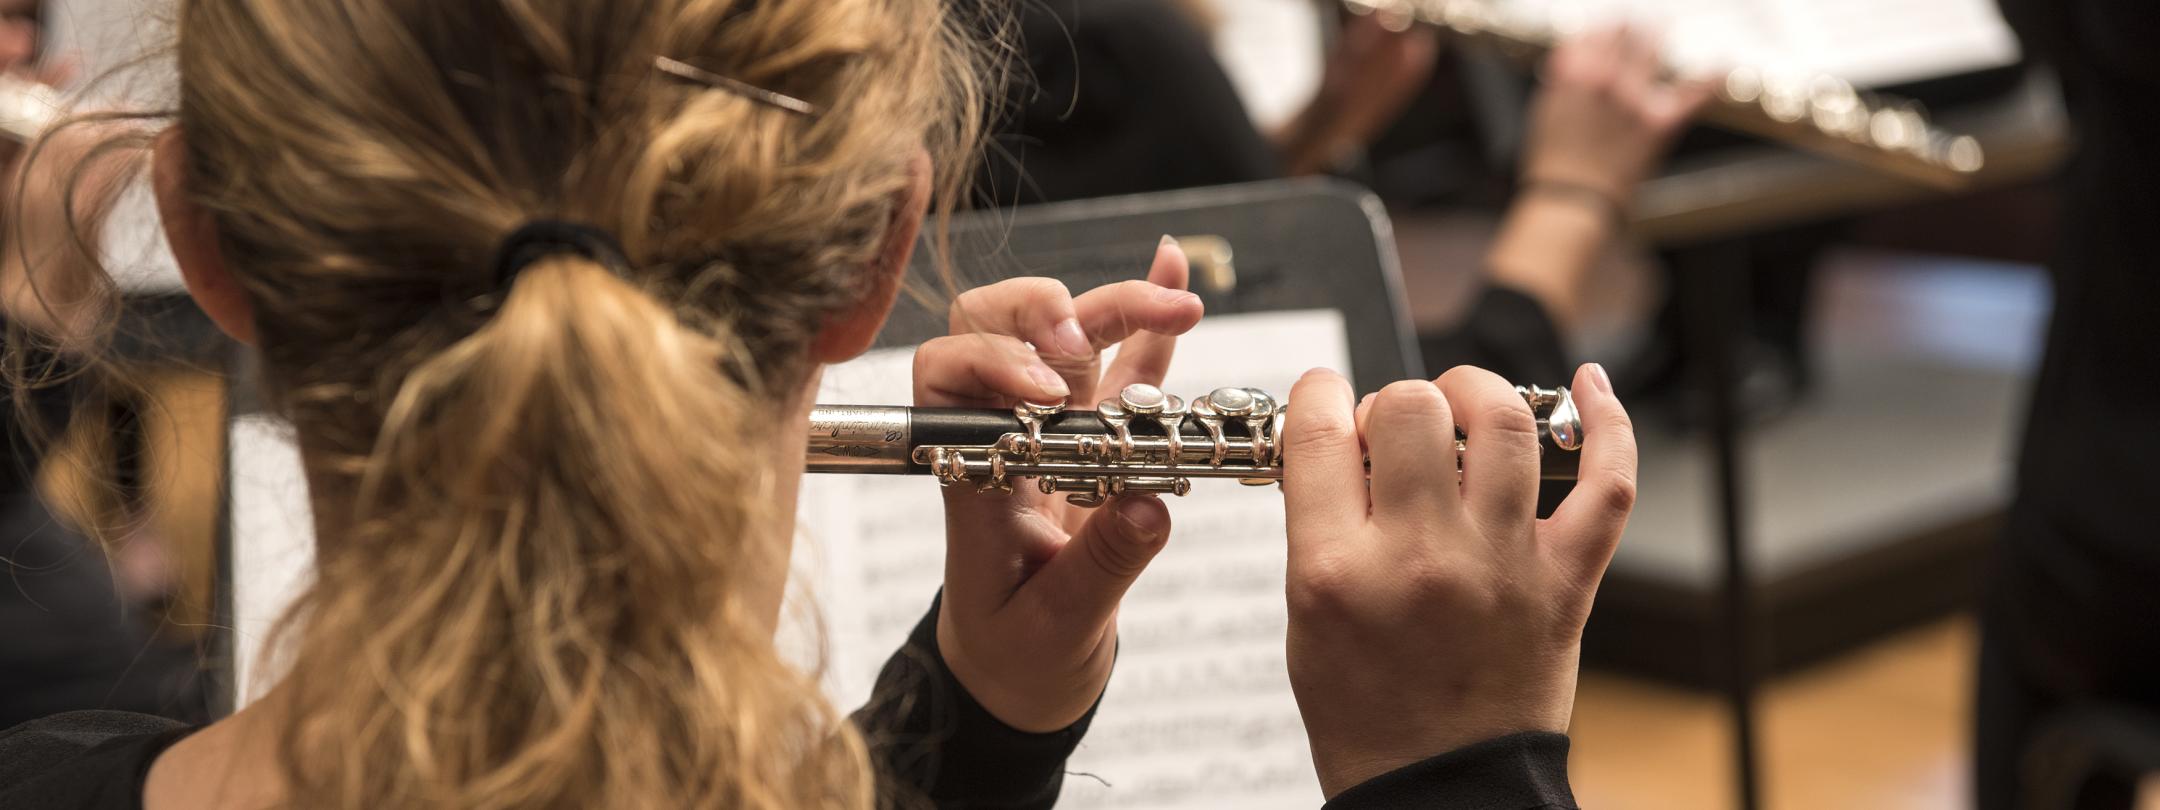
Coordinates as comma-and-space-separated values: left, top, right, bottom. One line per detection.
1207, 386, 1255, 416
1722, 66, 1764, 104
1546, 388, 1582, 451
843, 381, 1592, 505
1870, 105, 1924, 152
1117, 477, 1191, 497
1761, 74, 1809, 124
1242, 390, 1277, 467
1017, 399, 1066, 416
1014, 398, 1064, 463
1120, 383, 1168, 414
1945, 135, 1986, 173
1096, 401, 1137, 460
1510, 384, 1584, 451
1808, 76, 1868, 140
1266, 408, 1288, 467
1040, 475, 1190, 505
1158, 404, 1187, 469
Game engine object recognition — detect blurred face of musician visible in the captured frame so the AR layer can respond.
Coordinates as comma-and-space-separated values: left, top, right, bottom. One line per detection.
0, 0, 36, 71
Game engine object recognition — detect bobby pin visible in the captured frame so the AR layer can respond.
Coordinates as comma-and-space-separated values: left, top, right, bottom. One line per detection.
654, 55, 821, 117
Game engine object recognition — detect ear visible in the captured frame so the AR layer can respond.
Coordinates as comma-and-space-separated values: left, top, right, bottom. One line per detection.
152, 127, 257, 346
808, 149, 929, 364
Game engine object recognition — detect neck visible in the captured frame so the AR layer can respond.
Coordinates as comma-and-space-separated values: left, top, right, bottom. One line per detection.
143, 686, 292, 809
752, 365, 821, 633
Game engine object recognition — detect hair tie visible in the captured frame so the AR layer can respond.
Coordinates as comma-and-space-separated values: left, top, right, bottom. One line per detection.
492, 220, 631, 289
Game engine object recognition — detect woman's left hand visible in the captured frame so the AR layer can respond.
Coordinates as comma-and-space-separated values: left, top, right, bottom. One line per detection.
910, 238, 1204, 732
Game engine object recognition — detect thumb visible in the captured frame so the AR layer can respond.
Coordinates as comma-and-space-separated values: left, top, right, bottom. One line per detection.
1546, 363, 1638, 577
1028, 495, 1172, 627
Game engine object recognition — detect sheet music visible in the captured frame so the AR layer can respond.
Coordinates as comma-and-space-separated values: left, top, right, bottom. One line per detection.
795, 309, 1353, 808
1497, 0, 2019, 88
227, 415, 319, 703
1204, 0, 1326, 132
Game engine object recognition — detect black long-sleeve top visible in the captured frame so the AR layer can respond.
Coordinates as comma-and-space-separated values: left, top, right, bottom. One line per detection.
0, 596, 1575, 809
1983, 0, 2160, 692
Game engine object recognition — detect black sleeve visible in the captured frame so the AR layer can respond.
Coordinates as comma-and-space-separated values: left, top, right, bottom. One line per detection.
852, 594, 1100, 810
1419, 284, 1570, 384
1322, 732, 1578, 810
0, 711, 194, 810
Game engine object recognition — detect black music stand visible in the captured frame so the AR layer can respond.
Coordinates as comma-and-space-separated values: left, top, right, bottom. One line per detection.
211, 177, 1429, 712
886, 177, 1424, 387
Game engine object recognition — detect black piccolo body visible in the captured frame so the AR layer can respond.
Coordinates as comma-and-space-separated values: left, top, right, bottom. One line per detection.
806, 384, 1581, 505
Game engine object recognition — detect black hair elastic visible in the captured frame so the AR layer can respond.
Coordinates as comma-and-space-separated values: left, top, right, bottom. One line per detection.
491, 220, 632, 289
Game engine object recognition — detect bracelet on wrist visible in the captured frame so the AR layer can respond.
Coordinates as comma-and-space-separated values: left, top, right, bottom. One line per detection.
1519, 178, 1630, 229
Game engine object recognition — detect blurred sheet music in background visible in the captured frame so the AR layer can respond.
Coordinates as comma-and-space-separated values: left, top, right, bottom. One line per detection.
1492, 0, 2020, 87
795, 310, 1351, 808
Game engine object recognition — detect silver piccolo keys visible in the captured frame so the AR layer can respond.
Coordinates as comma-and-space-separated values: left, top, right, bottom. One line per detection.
806, 383, 1584, 507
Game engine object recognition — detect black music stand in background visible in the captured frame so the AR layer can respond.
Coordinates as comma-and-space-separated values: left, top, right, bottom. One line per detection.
886, 177, 1424, 387
212, 177, 1429, 713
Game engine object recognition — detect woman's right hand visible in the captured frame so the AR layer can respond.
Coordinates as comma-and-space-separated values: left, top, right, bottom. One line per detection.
1521, 25, 1713, 204
1280, 363, 1638, 798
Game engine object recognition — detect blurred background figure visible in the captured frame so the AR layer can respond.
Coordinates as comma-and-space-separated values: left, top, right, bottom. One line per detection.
1980, 2, 2160, 808
975, 0, 1435, 204
0, 0, 207, 728
978, 0, 1705, 390
0, 0, 42, 70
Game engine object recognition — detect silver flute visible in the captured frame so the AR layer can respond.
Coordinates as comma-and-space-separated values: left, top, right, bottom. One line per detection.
806, 383, 1583, 506
1340, 0, 1987, 189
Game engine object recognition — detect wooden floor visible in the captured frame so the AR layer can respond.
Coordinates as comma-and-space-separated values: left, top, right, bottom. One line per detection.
1570, 617, 1975, 810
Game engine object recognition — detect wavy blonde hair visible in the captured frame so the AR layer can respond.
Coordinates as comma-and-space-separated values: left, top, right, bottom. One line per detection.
147, 0, 989, 806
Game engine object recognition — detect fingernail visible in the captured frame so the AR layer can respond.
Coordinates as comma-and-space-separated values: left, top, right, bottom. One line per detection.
1358, 392, 1376, 410
1028, 363, 1069, 396
1159, 234, 1180, 250
1116, 496, 1167, 542
1053, 318, 1091, 357
1155, 286, 1200, 305
1587, 362, 1613, 394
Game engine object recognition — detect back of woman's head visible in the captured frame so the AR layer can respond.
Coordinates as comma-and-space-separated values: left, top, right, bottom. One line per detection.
167, 1, 990, 806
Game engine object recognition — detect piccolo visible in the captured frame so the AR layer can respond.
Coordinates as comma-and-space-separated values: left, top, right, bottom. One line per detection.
1340, 0, 1986, 189
806, 383, 1583, 506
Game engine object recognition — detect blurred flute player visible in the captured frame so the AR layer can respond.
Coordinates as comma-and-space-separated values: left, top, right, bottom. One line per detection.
1982, 2, 2160, 808
0, 3, 1635, 810
988, 1, 1710, 387
0, 0, 206, 728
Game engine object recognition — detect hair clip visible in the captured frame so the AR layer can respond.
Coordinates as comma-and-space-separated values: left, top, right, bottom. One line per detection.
654, 56, 821, 117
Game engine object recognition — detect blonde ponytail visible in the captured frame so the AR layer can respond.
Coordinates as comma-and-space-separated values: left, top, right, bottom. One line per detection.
266, 256, 871, 808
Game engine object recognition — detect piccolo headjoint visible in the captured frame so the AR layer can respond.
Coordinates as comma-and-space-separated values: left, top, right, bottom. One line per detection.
805, 383, 1585, 507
